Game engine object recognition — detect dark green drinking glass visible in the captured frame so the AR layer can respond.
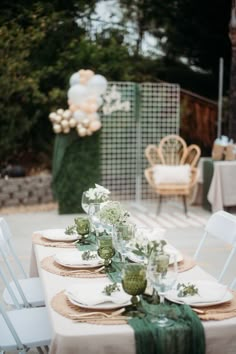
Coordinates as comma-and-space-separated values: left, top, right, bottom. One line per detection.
97, 234, 115, 270
76, 217, 90, 243
122, 263, 147, 309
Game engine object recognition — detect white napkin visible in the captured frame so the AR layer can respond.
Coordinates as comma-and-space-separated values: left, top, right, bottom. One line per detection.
54, 251, 102, 267
66, 283, 130, 306
167, 281, 228, 305
37, 229, 78, 241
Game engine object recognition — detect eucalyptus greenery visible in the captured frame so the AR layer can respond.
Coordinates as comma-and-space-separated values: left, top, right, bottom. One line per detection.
103, 283, 120, 296
177, 283, 199, 297
81, 251, 97, 261
132, 240, 167, 259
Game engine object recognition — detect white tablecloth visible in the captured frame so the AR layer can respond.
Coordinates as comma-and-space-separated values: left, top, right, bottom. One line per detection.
207, 161, 236, 213
31, 244, 236, 354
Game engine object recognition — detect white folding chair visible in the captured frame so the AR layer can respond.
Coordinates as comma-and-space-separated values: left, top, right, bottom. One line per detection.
0, 217, 45, 308
0, 301, 51, 354
194, 211, 236, 282
230, 278, 236, 289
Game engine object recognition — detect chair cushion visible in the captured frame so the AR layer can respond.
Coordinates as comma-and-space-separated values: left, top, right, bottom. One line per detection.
153, 164, 191, 185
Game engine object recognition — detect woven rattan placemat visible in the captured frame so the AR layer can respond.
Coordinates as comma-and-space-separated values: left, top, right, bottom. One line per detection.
51, 291, 128, 325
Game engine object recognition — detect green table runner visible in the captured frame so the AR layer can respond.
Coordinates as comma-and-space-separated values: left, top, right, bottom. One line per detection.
75, 239, 205, 354
128, 304, 205, 354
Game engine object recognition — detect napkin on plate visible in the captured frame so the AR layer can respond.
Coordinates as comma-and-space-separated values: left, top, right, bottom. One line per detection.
66, 283, 130, 306
54, 251, 103, 267
37, 229, 78, 241
167, 281, 228, 305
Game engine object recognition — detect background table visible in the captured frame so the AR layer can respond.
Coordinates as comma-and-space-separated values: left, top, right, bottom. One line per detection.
31, 243, 236, 354
207, 161, 236, 213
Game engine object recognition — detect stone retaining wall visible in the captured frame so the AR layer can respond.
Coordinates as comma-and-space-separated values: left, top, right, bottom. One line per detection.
0, 174, 54, 208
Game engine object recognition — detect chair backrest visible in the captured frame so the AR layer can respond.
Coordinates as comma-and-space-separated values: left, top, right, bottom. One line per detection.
194, 211, 236, 282
158, 135, 188, 165
0, 219, 30, 307
0, 217, 27, 278
145, 134, 201, 168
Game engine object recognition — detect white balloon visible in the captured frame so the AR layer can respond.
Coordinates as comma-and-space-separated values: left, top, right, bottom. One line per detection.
73, 110, 87, 123
87, 75, 108, 95
68, 84, 88, 105
69, 72, 80, 87
88, 112, 100, 121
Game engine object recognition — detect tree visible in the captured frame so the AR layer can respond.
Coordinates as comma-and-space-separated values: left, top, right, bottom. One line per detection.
118, 0, 231, 84
0, 1, 97, 164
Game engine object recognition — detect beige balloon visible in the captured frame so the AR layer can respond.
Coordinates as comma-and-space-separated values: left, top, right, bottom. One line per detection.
57, 108, 64, 115
85, 70, 94, 79
55, 115, 62, 123
80, 102, 90, 112
61, 120, 69, 128
69, 118, 77, 128
79, 69, 86, 75
49, 112, 57, 121
53, 124, 62, 134
63, 127, 70, 134
87, 103, 98, 113
69, 104, 78, 112
89, 120, 102, 132
63, 110, 71, 119
82, 118, 90, 128
77, 126, 87, 137
79, 77, 87, 85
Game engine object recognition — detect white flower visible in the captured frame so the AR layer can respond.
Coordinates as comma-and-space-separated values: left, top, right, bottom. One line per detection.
85, 184, 110, 203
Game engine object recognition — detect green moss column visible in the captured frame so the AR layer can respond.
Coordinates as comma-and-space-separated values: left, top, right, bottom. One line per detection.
52, 130, 100, 214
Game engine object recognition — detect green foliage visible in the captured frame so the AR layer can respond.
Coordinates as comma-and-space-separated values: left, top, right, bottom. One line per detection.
0, 2, 96, 164
103, 283, 120, 296
52, 130, 100, 214
177, 283, 199, 297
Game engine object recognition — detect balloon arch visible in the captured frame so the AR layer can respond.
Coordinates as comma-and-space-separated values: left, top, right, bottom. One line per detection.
49, 69, 107, 137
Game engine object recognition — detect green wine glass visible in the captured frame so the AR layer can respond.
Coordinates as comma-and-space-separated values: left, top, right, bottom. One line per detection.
97, 234, 115, 271
122, 263, 147, 311
75, 217, 90, 244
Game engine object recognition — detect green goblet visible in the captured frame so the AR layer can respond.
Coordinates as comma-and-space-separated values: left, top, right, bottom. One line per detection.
122, 263, 147, 311
75, 217, 90, 244
97, 234, 115, 271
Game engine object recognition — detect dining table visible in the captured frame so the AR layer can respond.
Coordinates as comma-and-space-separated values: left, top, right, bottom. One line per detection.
30, 232, 236, 354
207, 161, 236, 213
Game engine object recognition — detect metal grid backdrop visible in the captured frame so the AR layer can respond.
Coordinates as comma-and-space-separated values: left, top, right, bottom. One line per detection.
100, 82, 180, 201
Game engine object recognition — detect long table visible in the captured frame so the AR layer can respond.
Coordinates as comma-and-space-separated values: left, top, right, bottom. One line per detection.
31, 243, 236, 354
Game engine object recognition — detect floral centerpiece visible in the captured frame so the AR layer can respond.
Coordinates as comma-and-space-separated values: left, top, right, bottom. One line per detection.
85, 184, 110, 203
82, 184, 110, 213
98, 201, 130, 227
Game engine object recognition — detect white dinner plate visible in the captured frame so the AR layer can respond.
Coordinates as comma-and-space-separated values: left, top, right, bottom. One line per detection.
127, 247, 183, 265
54, 251, 103, 269
165, 281, 233, 307
67, 293, 131, 311
40, 229, 79, 242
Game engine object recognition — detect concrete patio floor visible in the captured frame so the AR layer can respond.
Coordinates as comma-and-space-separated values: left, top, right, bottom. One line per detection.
1, 200, 236, 287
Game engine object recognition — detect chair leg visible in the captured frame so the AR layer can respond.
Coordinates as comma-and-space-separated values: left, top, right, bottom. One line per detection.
182, 196, 188, 216
157, 195, 162, 214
